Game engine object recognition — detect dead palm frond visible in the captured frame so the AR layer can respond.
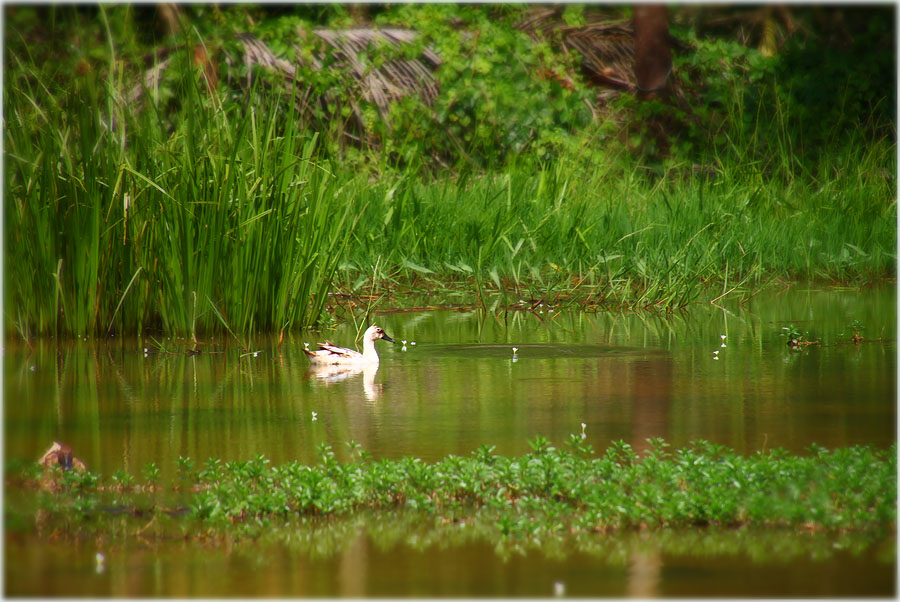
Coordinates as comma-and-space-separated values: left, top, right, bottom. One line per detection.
516, 8, 638, 92
564, 24, 636, 91
235, 32, 297, 82
311, 27, 441, 113
235, 26, 440, 140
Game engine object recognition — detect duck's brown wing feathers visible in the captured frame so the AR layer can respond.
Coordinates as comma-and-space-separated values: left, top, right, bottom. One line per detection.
314, 343, 364, 361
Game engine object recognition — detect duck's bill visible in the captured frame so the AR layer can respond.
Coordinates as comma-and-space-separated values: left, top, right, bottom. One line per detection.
382, 334, 395, 343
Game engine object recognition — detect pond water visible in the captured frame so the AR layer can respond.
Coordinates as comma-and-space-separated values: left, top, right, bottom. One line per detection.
4, 285, 896, 596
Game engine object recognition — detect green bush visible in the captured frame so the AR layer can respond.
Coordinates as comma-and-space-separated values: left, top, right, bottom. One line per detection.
4, 5, 895, 337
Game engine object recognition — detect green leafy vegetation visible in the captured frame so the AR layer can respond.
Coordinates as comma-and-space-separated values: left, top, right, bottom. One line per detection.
13, 438, 896, 543
4, 5, 895, 337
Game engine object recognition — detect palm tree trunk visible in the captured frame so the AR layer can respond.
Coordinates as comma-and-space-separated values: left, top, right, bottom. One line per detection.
633, 4, 671, 100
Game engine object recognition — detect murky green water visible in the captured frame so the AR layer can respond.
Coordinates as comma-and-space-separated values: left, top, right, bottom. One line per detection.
5, 285, 896, 596
5, 526, 895, 597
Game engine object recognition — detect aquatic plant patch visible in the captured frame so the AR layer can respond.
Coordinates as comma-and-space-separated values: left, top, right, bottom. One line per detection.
9, 438, 895, 544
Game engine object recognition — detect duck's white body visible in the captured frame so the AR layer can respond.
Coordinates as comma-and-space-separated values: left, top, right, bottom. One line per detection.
304, 325, 394, 366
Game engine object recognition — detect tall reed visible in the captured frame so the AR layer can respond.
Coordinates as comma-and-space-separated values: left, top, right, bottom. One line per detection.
5, 44, 359, 338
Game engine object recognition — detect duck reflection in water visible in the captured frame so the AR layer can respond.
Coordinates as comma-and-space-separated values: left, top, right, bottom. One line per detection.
306, 362, 382, 401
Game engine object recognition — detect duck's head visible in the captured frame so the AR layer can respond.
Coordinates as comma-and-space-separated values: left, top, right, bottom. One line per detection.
366, 324, 394, 343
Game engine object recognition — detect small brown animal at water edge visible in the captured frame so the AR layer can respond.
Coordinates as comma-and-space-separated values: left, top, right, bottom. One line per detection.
39, 441, 86, 473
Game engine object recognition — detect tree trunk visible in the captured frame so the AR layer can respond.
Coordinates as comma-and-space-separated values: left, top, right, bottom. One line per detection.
633, 5, 672, 100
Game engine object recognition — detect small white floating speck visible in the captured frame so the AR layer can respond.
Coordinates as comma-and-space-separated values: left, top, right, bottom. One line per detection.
554, 581, 565, 597
311, 411, 318, 421
402, 345, 407, 351
410, 341, 416, 345
512, 347, 518, 354
721, 343, 727, 348
402, 340, 408, 345
721, 334, 727, 339
512, 357, 519, 363
713, 356, 719, 360
713, 350, 719, 355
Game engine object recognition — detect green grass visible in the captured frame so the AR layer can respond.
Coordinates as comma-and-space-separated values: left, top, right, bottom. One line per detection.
15, 438, 896, 540
333, 148, 895, 309
5, 48, 362, 338
4, 28, 896, 337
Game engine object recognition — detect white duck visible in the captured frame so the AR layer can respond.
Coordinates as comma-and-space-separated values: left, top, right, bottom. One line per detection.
304, 325, 394, 366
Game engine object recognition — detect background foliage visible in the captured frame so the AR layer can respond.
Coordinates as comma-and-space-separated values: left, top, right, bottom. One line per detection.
4, 4, 896, 337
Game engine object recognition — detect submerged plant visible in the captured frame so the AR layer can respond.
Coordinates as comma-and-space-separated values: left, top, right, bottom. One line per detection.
847, 319, 866, 344
780, 325, 803, 347
779, 324, 821, 348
